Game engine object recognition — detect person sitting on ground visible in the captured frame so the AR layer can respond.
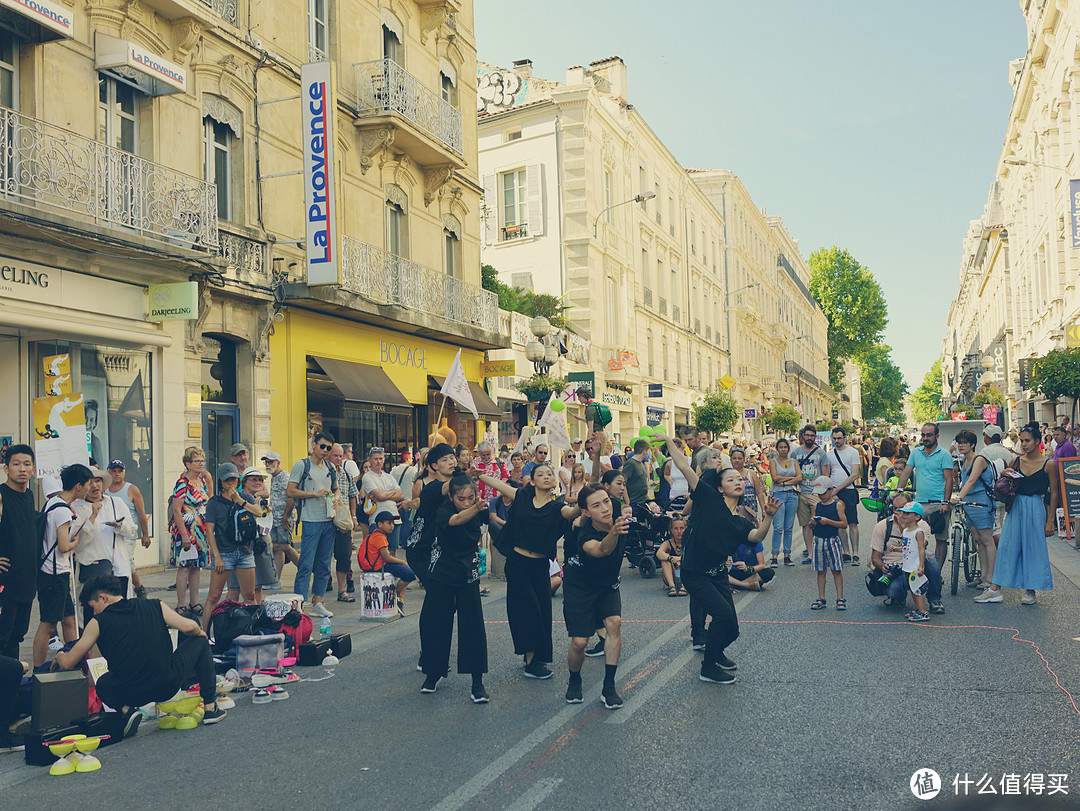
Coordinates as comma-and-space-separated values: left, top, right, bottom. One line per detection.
0, 652, 30, 751
54, 575, 225, 731
357, 512, 415, 615
727, 539, 775, 592
869, 492, 942, 610
657, 517, 688, 596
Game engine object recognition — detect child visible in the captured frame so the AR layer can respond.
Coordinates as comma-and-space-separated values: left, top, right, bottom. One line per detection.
809, 475, 848, 611
357, 511, 416, 615
419, 476, 490, 703
894, 502, 929, 622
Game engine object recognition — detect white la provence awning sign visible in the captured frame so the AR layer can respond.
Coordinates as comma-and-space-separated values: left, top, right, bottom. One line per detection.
95, 33, 187, 95
301, 61, 340, 286
0, 0, 72, 38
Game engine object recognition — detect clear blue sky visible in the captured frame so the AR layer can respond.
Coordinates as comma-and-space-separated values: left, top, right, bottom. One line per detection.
474, 0, 1026, 390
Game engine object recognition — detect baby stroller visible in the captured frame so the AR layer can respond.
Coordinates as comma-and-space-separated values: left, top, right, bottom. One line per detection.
623, 504, 669, 578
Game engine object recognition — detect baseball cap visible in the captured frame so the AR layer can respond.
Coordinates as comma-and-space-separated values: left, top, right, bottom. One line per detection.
228, 443, 248, 457
260, 451, 282, 462
42, 475, 62, 497
896, 502, 924, 516
982, 424, 1003, 440
373, 510, 395, 525
571, 437, 582, 445
811, 475, 834, 495
107, 459, 125, 470
217, 462, 241, 481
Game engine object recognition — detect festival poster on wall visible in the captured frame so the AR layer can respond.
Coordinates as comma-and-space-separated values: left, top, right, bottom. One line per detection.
32, 392, 88, 477
42, 353, 72, 396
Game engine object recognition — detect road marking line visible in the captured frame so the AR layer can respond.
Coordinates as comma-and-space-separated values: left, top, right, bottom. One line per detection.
431, 615, 690, 811
505, 778, 562, 811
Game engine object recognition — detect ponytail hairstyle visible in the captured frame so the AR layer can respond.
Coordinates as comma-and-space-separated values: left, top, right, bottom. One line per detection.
448, 474, 477, 502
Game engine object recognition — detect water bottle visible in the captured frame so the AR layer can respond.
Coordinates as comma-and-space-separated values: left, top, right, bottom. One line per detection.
320, 615, 331, 639
674, 566, 682, 591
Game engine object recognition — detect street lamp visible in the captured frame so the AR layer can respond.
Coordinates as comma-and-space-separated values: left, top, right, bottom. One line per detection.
526, 315, 559, 376
1003, 156, 1070, 174
593, 192, 656, 237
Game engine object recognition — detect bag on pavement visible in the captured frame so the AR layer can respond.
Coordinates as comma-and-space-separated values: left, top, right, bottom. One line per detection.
235, 633, 285, 673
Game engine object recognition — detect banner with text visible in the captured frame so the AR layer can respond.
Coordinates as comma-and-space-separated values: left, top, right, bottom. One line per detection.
302, 61, 340, 285
1071, 179, 1080, 249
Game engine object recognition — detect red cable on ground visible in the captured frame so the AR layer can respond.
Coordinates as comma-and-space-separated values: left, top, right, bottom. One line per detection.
482, 616, 1080, 718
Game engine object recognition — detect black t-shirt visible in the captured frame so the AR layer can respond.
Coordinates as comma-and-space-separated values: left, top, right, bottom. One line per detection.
429, 502, 481, 586
683, 469, 755, 577
407, 479, 446, 557
507, 484, 566, 559
564, 521, 625, 589
204, 493, 256, 552
0, 482, 37, 601
94, 598, 174, 698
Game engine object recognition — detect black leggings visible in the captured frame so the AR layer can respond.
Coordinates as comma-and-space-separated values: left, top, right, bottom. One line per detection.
405, 545, 430, 585
505, 550, 553, 663
419, 579, 487, 677
96, 633, 216, 709
682, 573, 739, 664
0, 596, 33, 660
729, 567, 775, 585
0, 654, 22, 729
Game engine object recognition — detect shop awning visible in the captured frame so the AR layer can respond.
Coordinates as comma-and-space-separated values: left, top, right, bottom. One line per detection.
428, 375, 503, 418
313, 356, 413, 410
95, 33, 188, 96
646, 405, 667, 414
0, 0, 72, 40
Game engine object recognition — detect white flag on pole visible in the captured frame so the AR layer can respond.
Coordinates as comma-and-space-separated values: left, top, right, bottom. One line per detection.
440, 349, 478, 419
536, 393, 571, 452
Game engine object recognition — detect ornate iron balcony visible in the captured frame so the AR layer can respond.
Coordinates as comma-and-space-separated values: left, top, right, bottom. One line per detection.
341, 236, 497, 333
198, 0, 237, 25
220, 229, 267, 281
354, 58, 463, 156
643, 287, 653, 306
0, 105, 218, 251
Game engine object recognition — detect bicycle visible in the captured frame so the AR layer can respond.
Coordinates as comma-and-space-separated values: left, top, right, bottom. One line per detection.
948, 500, 986, 596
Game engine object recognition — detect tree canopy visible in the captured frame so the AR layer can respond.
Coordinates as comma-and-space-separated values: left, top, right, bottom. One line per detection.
691, 388, 740, 435
482, 264, 573, 330
1031, 347, 1080, 423
855, 345, 908, 424
910, 362, 944, 426
808, 247, 888, 390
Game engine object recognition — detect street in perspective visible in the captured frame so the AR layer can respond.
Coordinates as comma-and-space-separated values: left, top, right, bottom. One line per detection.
1, 2, 1080, 809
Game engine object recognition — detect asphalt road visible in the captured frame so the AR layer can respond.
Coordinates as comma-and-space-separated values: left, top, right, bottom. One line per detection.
4, 507, 1080, 810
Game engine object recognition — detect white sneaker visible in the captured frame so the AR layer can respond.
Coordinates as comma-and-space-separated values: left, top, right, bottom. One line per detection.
974, 588, 1003, 603
47, 635, 63, 653
1020, 591, 1037, 605
308, 602, 334, 619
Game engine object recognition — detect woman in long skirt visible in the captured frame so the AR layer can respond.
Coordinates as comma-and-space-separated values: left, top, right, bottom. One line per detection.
991, 423, 1059, 605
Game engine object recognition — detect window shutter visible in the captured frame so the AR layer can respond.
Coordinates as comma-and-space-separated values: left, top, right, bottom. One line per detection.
525, 164, 544, 237
482, 174, 497, 242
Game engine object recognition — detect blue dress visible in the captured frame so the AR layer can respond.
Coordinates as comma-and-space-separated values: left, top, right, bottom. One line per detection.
993, 464, 1053, 591
960, 456, 995, 531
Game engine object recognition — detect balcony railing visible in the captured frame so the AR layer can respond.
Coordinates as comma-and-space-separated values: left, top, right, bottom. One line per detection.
198, 0, 237, 25
659, 297, 668, 315
220, 230, 267, 281
341, 236, 498, 334
643, 287, 653, 306
0, 106, 218, 251
354, 58, 463, 156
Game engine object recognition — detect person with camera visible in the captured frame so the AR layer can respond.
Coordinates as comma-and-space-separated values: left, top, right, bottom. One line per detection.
200, 464, 265, 631
869, 492, 942, 611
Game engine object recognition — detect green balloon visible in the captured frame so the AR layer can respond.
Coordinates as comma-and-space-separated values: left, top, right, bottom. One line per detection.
549, 399, 565, 412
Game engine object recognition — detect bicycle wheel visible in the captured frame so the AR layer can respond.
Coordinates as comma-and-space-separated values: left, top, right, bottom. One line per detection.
950, 524, 963, 596
963, 527, 979, 584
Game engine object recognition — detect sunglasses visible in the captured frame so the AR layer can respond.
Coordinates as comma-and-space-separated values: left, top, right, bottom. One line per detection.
369, 446, 384, 454
317, 443, 333, 451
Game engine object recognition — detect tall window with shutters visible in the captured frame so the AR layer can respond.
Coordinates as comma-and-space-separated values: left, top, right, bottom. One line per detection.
487, 165, 543, 243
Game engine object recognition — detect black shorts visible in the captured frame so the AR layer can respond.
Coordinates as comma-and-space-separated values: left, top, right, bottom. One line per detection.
334, 529, 354, 573
562, 578, 621, 639
838, 488, 859, 525
37, 572, 76, 624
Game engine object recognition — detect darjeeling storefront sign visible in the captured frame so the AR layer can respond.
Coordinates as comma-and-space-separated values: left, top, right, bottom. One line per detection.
147, 282, 198, 321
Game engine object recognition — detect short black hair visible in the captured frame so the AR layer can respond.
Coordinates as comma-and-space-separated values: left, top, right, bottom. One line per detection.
312, 431, 335, 446
577, 483, 606, 509
802, 424, 817, 436
831, 426, 847, 437
633, 438, 650, 454
2, 443, 34, 465
427, 443, 456, 469
60, 464, 93, 491
80, 574, 125, 605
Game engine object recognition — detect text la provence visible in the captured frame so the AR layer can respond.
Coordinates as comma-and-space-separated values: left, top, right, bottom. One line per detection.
306, 80, 332, 265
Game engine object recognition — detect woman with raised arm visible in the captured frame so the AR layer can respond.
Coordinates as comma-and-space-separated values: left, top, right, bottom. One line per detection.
474, 437, 588, 680
658, 432, 780, 686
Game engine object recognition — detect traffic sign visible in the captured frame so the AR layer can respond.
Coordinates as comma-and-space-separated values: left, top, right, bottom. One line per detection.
1067, 322, 1080, 347
719, 375, 736, 391
744, 408, 756, 419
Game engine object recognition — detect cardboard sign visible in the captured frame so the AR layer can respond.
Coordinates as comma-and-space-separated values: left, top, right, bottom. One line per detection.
1059, 457, 1080, 540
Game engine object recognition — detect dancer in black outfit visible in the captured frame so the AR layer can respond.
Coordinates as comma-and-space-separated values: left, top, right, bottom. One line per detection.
659, 433, 779, 684
419, 475, 490, 702
475, 463, 580, 680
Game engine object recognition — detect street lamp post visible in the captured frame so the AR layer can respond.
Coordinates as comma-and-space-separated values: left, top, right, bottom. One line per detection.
525, 315, 559, 376
593, 192, 656, 237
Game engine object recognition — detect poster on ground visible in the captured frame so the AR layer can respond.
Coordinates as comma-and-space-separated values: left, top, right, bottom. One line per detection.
32, 392, 88, 477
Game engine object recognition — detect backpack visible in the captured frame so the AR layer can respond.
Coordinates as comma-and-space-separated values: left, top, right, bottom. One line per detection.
976, 453, 1006, 502
294, 458, 338, 524
234, 503, 263, 552
38, 500, 79, 575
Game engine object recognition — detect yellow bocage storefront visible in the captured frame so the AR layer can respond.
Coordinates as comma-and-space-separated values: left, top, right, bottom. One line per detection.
269, 310, 499, 465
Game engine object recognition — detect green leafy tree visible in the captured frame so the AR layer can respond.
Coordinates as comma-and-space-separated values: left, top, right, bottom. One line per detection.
1031, 347, 1080, 423
910, 362, 944, 425
691, 388, 740, 435
768, 403, 802, 435
481, 264, 573, 330
856, 345, 908, 424
808, 247, 888, 389
973, 383, 1006, 407
513, 374, 568, 403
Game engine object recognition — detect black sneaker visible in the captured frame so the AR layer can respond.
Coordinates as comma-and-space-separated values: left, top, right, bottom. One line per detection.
584, 638, 605, 657
565, 680, 584, 704
122, 707, 142, 738
523, 661, 553, 680
469, 684, 490, 704
601, 684, 623, 710
929, 602, 945, 615
691, 638, 706, 652
421, 675, 442, 693
699, 663, 737, 684
202, 706, 227, 725
717, 654, 738, 672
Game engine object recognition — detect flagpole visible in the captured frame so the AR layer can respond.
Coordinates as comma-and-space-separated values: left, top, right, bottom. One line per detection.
432, 394, 447, 442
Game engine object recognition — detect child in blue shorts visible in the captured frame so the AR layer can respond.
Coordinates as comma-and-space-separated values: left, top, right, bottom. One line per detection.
809, 476, 848, 611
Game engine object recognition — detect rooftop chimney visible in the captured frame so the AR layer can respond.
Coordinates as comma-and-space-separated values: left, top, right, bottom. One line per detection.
587, 56, 627, 99
512, 59, 533, 78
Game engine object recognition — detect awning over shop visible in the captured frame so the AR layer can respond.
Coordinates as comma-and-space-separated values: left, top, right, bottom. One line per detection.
0, 0, 72, 41
428, 375, 503, 418
646, 405, 667, 414
312, 356, 413, 412
95, 33, 188, 96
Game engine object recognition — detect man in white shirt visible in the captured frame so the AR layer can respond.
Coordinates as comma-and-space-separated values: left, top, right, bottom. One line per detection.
76, 469, 138, 596
361, 447, 405, 550
828, 427, 862, 563
342, 443, 361, 486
